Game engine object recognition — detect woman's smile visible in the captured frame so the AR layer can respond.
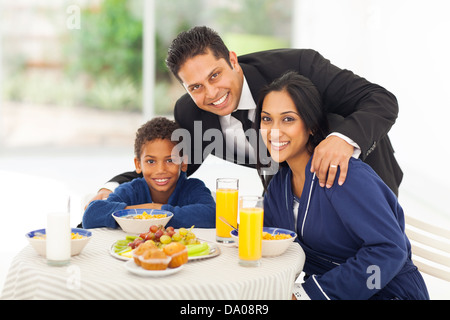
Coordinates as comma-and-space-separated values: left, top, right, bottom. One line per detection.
270, 140, 290, 151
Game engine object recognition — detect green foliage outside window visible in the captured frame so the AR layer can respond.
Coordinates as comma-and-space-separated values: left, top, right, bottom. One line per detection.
69, 0, 143, 86
64, 0, 292, 113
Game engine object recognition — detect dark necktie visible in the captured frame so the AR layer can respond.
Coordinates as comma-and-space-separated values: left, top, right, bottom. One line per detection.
231, 109, 253, 132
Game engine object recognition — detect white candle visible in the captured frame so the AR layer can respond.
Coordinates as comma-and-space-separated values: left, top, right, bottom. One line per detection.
46, 212, 71, 266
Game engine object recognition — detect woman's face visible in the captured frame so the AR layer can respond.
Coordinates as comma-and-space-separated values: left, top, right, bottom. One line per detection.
260, 90, 311, 164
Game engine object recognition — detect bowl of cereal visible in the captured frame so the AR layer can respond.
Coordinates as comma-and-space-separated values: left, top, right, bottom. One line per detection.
26, 228, 92, 257
230, 227, 297, 257
112, 208, 173, 234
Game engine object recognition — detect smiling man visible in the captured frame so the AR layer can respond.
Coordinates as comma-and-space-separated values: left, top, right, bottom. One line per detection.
166, 26, 402, 194
90, 26, 402, 205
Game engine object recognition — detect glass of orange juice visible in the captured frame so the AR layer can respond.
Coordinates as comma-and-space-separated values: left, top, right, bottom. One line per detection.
238, 196, 263, 267
216, 178, 239, 243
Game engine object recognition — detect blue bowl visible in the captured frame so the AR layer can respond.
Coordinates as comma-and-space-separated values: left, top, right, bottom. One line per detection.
112, 208, 173, 218
230, 227, 296, 238
230, 227, 297, 257
26, 227, 92, 239
112, 208, 173, 234
26, 227, 92, 256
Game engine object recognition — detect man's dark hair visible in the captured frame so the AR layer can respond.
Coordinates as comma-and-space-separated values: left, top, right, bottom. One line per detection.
134, 117, 180, 158
166, 26, 232, 82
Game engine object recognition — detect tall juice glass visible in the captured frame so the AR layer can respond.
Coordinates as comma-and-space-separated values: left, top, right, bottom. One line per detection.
216, 178, 239, 243
238, 196, 263, 267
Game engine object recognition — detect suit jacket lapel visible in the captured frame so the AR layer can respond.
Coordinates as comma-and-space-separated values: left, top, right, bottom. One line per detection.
240, 62, 270, 155
240, 62, 270, 103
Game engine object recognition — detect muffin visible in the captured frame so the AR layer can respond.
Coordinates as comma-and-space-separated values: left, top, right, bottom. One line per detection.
139, 248, 171, 270
133, 240, 158, 266
163, 242, 188, 268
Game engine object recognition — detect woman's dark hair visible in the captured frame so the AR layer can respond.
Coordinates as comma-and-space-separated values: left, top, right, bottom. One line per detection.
254, 71, 329, 190
134, 117, 180, 158
166, 26, 232, 82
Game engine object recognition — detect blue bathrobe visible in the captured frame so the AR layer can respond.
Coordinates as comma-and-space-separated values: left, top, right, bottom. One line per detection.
264, 157, 429, 300
83, 172, 215, 229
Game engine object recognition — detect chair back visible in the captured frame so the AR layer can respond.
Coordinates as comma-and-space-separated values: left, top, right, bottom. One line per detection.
405, 215, 450, 282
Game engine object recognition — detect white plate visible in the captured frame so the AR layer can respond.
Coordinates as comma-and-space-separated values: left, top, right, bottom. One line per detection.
124, 259, 183, 277
110, 240, 220, 261
110, 241, 134, 261
188, 241, 221, 261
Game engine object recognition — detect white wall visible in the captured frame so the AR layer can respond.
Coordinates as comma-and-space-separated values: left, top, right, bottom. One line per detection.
292, 0, 450, 223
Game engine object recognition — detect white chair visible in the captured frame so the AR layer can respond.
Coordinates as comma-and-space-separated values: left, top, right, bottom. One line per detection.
405, 215, 450, 284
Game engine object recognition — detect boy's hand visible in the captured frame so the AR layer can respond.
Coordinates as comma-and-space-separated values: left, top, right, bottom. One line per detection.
310, 135, 354, 188
126, 203, 163, 210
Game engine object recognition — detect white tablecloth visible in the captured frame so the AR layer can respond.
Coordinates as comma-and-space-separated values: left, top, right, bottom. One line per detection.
1, 228, 305, 300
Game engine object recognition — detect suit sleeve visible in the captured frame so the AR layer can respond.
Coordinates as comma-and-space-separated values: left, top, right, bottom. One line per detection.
296, 49, 398, 159
108, 171, 143, 184
173, 94, 203, 177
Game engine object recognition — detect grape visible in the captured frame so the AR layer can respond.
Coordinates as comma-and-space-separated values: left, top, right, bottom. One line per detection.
185, 232, 196, 240
129, 239, 143, 249
187, 238, 198, 245
179, 228, 188, 236
149, 225, 159, 233
167, 230, 175, 237
172, 232, 182, 242
154, 229, 164, 240
144, 232, 155, 241
160, 235, 172, 244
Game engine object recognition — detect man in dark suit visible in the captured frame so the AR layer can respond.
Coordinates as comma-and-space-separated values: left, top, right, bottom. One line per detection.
91, 26, 402, 203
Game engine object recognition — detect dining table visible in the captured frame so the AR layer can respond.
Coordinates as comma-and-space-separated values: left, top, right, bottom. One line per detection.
1, 227, 305, 300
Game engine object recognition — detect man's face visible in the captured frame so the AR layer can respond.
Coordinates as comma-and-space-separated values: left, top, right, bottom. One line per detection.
177, 49, 244, 116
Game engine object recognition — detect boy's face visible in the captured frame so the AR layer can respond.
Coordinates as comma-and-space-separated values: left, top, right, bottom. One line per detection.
178, 49, 244, 117
134, 139, 187, 201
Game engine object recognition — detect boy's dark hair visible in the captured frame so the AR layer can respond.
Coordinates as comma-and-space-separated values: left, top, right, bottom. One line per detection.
166, 26, 232, 82
134, 117, 180, 158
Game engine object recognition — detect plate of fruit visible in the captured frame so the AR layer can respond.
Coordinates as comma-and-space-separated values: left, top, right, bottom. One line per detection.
110, 225, 220, 261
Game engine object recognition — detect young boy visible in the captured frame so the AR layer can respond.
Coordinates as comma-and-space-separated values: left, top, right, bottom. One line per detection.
82, 117, 216, 229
